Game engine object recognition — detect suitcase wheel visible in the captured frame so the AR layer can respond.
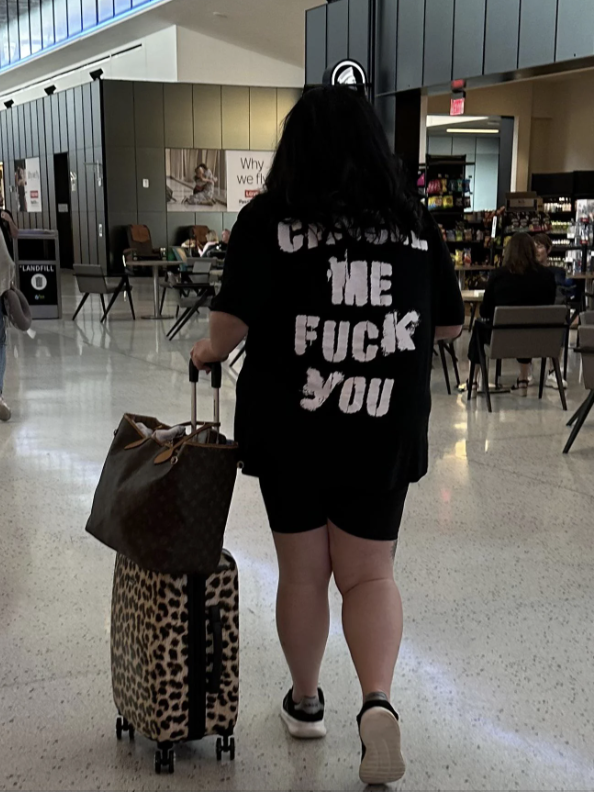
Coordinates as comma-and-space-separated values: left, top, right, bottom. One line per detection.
155, 745, 174, 775
115, 715, 135, 741
216, 735, 235, 762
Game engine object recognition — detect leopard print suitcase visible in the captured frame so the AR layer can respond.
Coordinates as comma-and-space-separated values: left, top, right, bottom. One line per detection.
110, 550, 239, 773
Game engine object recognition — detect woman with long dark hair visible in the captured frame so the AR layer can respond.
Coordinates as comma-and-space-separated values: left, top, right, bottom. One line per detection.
191, 86, 464, 784
468, 232, 556, 395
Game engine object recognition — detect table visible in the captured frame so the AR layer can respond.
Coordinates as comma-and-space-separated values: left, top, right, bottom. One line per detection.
126, 260, 179, 320
456, 265, 497, 289
461, 289, 485, 333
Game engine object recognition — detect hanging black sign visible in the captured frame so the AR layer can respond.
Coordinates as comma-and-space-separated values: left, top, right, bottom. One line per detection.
323, 59, 368, 94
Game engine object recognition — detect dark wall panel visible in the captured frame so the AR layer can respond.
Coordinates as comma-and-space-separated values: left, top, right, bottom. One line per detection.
30, 102, 40, 156
423, 0, 454, 86
108, 211, 138, 270
79, 212, 89, 265
105, 146, 137, 214
396, 0, 425, 91
75, 149, 87, 214
94, 145, 104, 213
50, 95, 61, 155
484, 0, 520, 74
74, 86, 85, 152
556, 0, 594, 63
71, 211, 81, 265
17, 105, 26, 155
103, 81, 135, 148
88, 212, 98, 266
193, 85, 222, 149
453, 0, 486, 79
136, 147, 166, 213
91, 80, 102, 152
348, 0, 370, 69
164, 83, 193, 149
134, 82, 164, 148
138, 211, 167, 250
306, 4, 327, 85
375, 95, 396, 152
23, 103, 33, 155
82, 83, 94, 149
375, 0, 398, 96
97, 210, 107, 270
85, 148, 96, 216
518, 0, 557, 69
326, 0, 349, 67
166, 212, 193, 248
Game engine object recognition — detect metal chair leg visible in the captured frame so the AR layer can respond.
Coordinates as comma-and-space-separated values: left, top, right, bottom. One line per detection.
167, 307, 192, 339
567, 395, 590, 427
168, 305, 199, 341
125, 278, 136, 320
446, 342, 461, 386
563, 391, 594, 453
468, 302, 477, 335
539, 358, 547, 399
467, 361, 476, 403
72, 292, 89, 320
478, 345, 492, 412
160, 287, 167, 316
495, 359, 502, 389
101, 283, 124, 323
100, 294, 107, 316
438, 342, 452, 395
552, 358, 568, 411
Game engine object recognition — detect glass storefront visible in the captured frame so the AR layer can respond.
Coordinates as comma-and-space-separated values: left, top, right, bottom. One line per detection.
0, 0, 155, 69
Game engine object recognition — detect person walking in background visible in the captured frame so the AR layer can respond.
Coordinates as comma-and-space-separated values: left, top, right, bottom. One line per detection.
190, 86, 464, 785
468, 232, 557, 396
0, 208, 18, 421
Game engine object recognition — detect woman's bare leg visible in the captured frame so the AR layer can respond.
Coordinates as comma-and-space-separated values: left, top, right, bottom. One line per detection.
273, 527, 332, 700
329, 522, 402, 699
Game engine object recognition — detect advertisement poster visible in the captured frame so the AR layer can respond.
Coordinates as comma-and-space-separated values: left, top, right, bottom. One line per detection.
165, 149, 274, 213
165, 149, 227, 212
14, 157, 42, 213
226, 150, 274, 212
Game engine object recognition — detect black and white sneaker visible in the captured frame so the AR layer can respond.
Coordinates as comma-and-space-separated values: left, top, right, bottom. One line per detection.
357, 696, 406, 785
280, 688, 327, 739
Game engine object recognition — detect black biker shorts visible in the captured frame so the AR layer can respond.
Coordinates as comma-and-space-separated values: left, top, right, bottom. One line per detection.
259, 474, 409, 542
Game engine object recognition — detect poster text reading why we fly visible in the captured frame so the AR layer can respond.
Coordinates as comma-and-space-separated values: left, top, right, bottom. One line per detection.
226, 150, 274, 212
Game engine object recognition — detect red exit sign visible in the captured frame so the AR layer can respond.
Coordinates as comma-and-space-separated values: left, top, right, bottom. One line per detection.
450, 94, 466, 116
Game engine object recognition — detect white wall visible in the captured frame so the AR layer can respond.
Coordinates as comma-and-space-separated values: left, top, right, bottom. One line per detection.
0, 27, 178, 106
175, 27, 304, 88
0, 23, 303, 107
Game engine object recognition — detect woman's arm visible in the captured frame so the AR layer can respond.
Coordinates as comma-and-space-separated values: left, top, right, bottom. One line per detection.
190, 311, 248, 370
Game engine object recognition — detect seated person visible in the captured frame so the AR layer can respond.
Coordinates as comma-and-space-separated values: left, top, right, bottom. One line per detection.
468, 232, 557, 396
534, 233, 574, 304
201, 230, 219, 257
202, 229, 230, 260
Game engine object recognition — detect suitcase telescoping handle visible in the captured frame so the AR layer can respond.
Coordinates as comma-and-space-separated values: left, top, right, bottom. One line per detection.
189, 360, 222, 433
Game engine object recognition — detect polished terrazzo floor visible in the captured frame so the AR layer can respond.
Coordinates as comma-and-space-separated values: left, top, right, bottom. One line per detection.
1, 274, 593, 791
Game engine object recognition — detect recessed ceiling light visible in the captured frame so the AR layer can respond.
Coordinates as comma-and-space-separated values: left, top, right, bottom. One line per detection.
446, 128, 499, 134
213, 11, 227, 17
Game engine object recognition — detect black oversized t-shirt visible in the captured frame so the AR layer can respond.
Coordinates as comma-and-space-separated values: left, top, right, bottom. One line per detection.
212, 195, 464, 491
